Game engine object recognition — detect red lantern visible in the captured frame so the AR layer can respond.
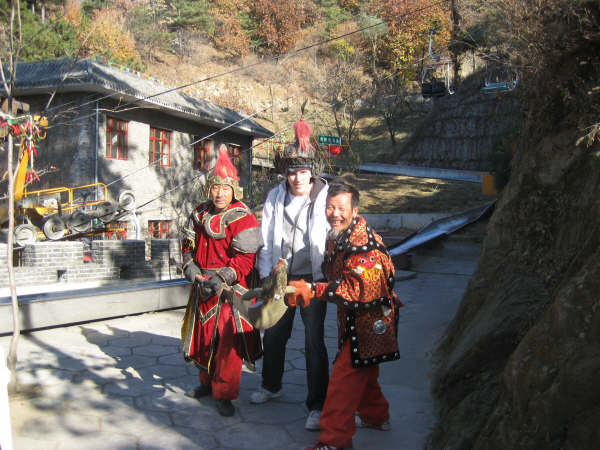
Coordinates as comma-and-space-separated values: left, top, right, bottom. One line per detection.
328, 144, 342, 156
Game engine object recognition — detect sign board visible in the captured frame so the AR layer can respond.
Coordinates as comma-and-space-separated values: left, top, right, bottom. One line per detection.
318, 135, 341, 145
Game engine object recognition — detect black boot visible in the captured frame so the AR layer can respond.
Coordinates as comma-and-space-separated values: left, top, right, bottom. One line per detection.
216, 399, 235, 417
185, 384, 211, 399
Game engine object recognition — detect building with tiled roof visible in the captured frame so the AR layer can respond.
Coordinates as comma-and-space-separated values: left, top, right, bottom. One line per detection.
2, 58, 272, 241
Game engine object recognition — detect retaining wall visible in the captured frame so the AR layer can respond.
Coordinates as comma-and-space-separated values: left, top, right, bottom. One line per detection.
0, 239, 182, 288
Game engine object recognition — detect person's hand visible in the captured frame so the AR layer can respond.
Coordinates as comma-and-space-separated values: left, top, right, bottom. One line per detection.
197, 275, 224, 300
285, 279, 314, 308
184, 262, 202, 282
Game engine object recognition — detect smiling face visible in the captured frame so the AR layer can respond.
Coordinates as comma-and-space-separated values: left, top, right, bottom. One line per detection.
210, 184, 234, 212
326, 192, 358, 232
286, 169, 313, 196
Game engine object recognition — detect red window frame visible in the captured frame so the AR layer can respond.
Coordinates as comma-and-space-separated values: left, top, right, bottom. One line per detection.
193, 139, 212, 171
104, 221, 128, 240
228, 144, 241, 169
106, 117, 128, 160
149, 127, 171, 167
148, 220, 171, 239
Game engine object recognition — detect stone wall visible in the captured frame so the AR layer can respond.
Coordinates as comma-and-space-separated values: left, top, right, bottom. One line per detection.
396, 77, 522, 171
0, 239, 182, 288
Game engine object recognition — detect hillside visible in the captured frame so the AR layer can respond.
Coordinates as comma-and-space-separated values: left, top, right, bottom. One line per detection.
2, 0, 455, 166
427, 2, 600, 449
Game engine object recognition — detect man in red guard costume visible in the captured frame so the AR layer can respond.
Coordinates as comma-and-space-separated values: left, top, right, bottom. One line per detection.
286, 182, 402, 450
180, 144, 262, 417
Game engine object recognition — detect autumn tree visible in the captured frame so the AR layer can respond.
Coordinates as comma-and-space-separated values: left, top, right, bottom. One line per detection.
322, 20, 361, 60
370, 71, 426, 147
80, 4, 143, 68
365, 0, 451, 80
245, 0, 318, 55
210, 0, 251, 58
317, 58, 369, 152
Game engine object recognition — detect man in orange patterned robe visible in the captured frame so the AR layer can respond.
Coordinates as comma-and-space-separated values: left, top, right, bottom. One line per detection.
287, 182, 402, 450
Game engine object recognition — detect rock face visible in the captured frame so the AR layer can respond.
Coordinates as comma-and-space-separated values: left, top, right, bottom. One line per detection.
427, 73, 600, 450
424, 0, 600, 445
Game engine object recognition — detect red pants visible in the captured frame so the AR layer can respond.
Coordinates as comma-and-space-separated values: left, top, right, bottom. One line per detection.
318, 340, 389, 448
198, 303, 243, 400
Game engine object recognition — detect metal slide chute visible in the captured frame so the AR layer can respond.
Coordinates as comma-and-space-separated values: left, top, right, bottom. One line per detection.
389, 201, 496, 259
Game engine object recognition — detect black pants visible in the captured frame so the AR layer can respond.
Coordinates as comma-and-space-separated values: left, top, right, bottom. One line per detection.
261, 275, 329, 411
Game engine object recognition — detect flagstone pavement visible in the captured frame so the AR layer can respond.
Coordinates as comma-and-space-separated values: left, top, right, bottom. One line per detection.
1, 236, 481, 450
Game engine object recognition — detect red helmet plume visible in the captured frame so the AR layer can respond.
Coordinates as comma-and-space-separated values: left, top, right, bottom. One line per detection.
214, 145, 239, 182
205, 144, 243, 199
293, 118, 314, 153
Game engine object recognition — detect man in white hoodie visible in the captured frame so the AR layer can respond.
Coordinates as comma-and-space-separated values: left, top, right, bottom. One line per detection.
251, 118, 330, 431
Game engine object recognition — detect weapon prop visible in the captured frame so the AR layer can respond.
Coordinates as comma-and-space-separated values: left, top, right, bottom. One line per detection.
170, 258, 184, 273
234, 259, 295, 330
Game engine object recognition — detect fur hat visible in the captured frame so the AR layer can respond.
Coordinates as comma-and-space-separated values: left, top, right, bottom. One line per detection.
274, 117, 318, 175
204, 144, 243, 200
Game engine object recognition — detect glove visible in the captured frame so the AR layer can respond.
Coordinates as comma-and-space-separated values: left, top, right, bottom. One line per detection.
285, 279, 314, 308
198, 275, 224, 300
184, 262, 202, 282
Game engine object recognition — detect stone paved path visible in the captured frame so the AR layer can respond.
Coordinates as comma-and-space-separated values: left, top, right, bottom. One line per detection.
2, 237, 481, 450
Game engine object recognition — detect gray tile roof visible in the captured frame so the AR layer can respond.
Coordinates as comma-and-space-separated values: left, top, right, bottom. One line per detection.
3, 58, 272, 138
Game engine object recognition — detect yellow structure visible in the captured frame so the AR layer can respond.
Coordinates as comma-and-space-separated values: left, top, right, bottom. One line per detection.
482, 173, 498, 195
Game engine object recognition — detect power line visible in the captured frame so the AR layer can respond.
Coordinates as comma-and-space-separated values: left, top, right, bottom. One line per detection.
24, 0, 449, 192
36, 0, 450, 131
130, 66, 405, 216
4, 0, 450, 220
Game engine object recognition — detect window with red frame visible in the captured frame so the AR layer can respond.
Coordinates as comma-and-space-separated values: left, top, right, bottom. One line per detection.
106, 117, 128, 160
193, 139, 212, 171
104, 221, 128, 240
149, 127, 171, 167
148, 220, 171, 239
228, 144, 241, 169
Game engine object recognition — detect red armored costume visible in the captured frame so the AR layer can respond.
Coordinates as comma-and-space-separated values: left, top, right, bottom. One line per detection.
180, 146, 262, 414
311, 215, 402, 449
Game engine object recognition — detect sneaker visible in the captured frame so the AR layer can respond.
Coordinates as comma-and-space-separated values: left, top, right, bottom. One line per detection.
185, 384, 211, 399
355, 414, 391, 431
305, 409, 321, 431
306, 443, 340, 450
249, 387, 281, 404
216, 399, 235, 417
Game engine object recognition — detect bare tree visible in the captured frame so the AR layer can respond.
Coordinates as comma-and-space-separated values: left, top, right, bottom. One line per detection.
1, 0, 23, 392
371, 71, 427, 148
319, 59, 368, 152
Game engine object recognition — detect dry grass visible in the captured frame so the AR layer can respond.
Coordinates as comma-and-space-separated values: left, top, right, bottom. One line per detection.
334, 172, 494, 214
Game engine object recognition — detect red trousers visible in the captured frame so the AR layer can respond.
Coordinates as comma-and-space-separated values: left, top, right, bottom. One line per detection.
198, 303, 243, 400
318, 340, 389, 448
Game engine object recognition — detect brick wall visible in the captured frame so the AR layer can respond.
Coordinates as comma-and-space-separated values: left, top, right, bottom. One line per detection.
22, 241, 84, 267
150, 239, 182, 279
0, 239, 184, 288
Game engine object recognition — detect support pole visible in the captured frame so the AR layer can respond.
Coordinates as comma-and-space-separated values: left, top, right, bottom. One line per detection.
0, 347, 14, 450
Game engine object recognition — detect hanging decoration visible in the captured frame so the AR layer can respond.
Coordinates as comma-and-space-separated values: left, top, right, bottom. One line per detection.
1, 112, 48, 188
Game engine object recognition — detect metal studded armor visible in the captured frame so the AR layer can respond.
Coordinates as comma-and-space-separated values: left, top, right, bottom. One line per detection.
318, 216, 403, 368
